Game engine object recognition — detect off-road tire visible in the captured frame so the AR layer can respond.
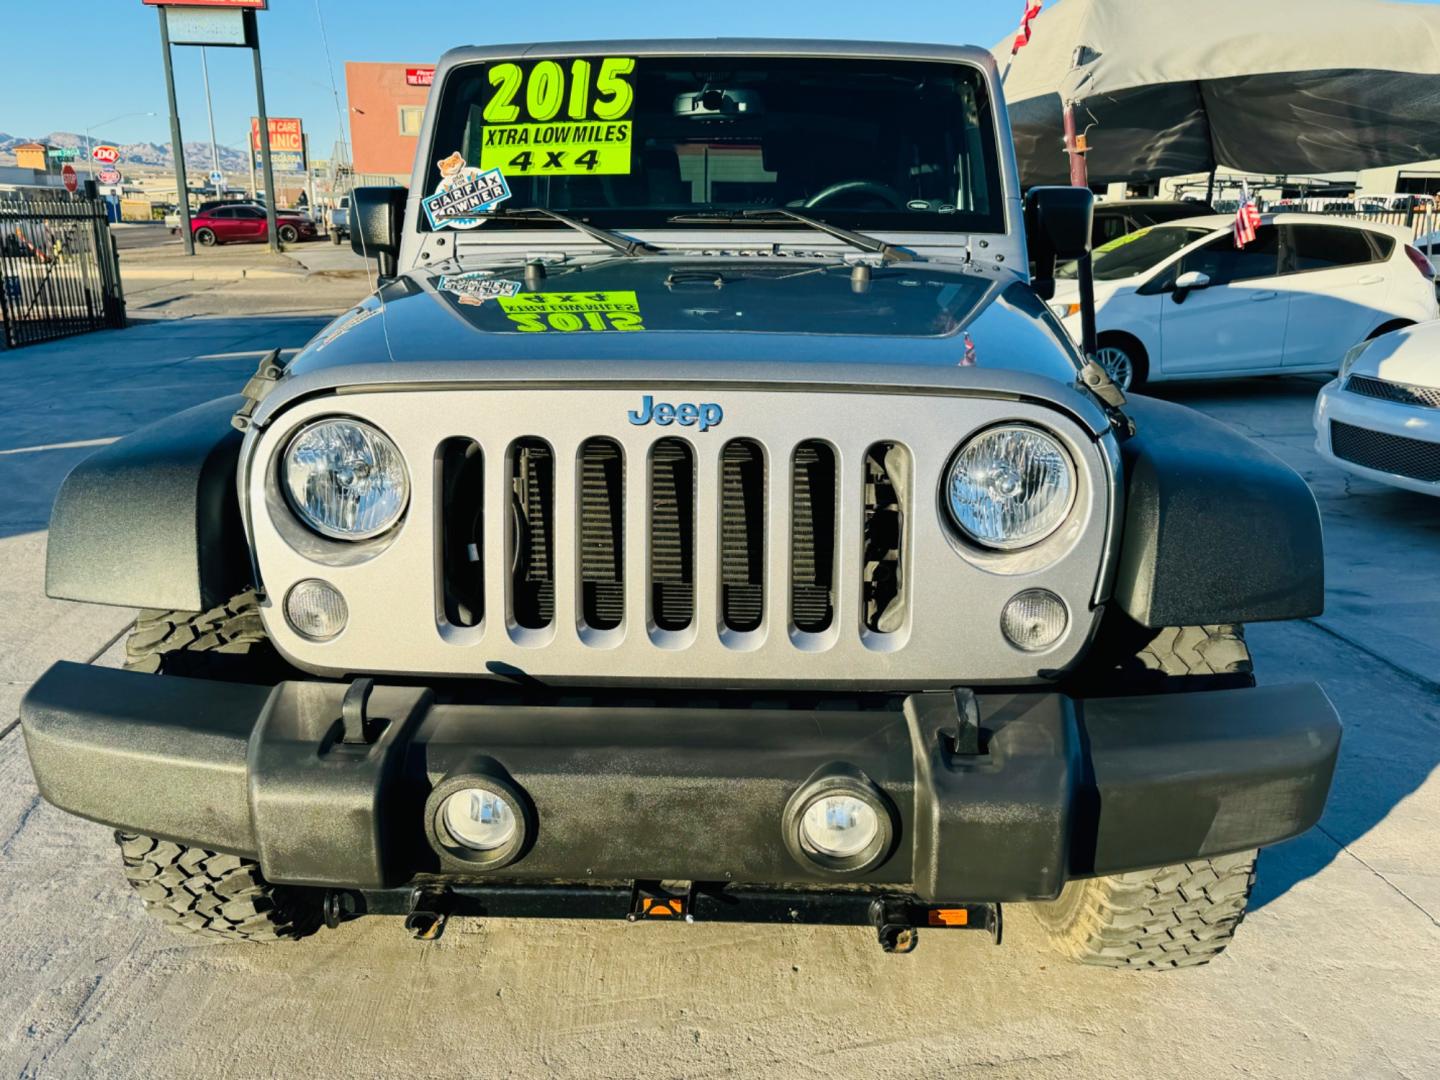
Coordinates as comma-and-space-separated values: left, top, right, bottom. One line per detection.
116, 832, 322, 942
125, 590, 290, 683
1070, 619, 1254, 696
1033, 850, 1258, 969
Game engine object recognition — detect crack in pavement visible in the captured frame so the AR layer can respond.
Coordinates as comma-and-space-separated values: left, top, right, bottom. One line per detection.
1320, 822, 1440, 928
0, 621, 133, 744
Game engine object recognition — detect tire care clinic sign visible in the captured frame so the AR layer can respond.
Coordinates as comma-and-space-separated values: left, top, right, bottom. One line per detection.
480, 57, 636, 176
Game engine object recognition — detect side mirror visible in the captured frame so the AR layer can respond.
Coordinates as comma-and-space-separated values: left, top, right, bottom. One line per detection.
1172, 269, 1211, 303
350, 186, 408, 279
1024, 186, 1094, 301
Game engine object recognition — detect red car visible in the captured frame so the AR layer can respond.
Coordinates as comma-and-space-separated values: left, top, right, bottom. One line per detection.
190, 204, 317, 246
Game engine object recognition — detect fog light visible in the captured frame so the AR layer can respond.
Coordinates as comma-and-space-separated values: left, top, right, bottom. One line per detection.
800, 794, 881, 858
284, 579, 348, 640
1001, 589, 1068, 651
441, 787, 518, 851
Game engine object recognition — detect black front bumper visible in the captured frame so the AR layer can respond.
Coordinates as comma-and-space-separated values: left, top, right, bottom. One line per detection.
21, 662, 1341, 903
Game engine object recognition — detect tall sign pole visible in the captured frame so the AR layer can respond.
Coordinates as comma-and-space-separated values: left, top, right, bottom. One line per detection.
157, 6, 194, 256
248, 10, 281, 253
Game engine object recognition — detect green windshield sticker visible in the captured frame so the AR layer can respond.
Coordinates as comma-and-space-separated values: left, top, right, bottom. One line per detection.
480, 58, 636, 176
496, 290, 644, 332
1094, 227, 1152, 255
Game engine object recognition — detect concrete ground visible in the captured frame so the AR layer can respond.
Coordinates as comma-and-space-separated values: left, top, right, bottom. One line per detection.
0, 273, 1437, 1078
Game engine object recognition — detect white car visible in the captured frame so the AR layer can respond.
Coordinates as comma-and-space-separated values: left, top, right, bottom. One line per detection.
1051, 214, 1438, 390
1314, 321, 1440, 496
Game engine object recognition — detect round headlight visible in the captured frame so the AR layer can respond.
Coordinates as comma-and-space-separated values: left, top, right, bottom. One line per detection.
282, 418, 409, 540
946, 425, 1075, 550
800, 795, 880, 858
441, 787, 519, 851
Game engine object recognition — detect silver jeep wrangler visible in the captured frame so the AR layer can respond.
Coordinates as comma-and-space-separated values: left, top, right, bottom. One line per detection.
24, 40, 1339, 968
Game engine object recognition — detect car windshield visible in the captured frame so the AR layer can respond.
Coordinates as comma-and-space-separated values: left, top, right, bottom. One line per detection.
424, 54, 1004, 235
1059, 225, 1214, 281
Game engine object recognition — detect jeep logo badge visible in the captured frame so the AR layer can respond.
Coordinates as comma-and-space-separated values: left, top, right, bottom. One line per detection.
627, 395, 723, 432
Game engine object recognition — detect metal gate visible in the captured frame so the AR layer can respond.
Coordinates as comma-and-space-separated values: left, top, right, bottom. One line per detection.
0, 192, 125, 349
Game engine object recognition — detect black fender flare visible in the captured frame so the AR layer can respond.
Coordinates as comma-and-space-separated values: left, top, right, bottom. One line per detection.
1112, 395, 1324, 628
46, 396, 252, 612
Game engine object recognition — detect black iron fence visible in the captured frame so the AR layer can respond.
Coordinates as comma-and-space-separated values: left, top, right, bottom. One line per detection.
0, 192, 125, 349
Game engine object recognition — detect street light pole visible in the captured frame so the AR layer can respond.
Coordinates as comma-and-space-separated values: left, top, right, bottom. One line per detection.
157, 7, 194, 256
201, 47, 222, 194
247, 11, 281, 254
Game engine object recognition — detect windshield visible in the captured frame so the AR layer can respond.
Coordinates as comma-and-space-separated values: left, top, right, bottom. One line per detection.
1060, 225, 1215, 281
424, 55, 1004, 235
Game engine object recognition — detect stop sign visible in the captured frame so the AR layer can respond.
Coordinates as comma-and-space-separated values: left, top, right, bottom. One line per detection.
62, 164, 78, 193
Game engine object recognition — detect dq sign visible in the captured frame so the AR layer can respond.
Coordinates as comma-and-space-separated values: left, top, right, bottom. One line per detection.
92, 145, 121, 165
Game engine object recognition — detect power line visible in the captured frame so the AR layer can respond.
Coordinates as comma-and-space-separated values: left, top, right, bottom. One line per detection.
311, 0, 350, 167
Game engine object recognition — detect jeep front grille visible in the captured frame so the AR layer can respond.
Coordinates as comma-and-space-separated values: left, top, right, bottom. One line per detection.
251, 388, 1114, 687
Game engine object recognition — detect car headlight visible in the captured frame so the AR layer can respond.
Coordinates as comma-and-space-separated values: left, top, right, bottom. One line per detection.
1048, 301, 1081, 320
946, 425, 1075, 550
282, 418, 409, 539
1338, 339, 1373, 380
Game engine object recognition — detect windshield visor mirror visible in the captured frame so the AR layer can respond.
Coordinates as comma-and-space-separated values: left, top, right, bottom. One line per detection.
674, 88, 765, 119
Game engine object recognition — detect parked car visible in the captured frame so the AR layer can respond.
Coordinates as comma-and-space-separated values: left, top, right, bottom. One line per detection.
22, 40, 1339, 970
1052, 214, 1438, 389
1314, 322, 1440, 495
1090, 199, 1214, 248
190, 203, 318, 246
329, 195, 351, 244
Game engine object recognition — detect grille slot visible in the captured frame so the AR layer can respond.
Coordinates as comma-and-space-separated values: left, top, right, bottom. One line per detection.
439, 438, 483, 628
862, 442, 909, 634
650, 439, 695, 630
791, 441, 836, 633
579, 438, 624, 630
510, 438, 554, 629
1345, 375, 1440, 410
1331, 420, 1440, 482
720, 440, 766, 632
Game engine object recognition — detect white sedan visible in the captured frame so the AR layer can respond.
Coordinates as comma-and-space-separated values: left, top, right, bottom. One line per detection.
1051, 214, 1438, 390
1314, 321, 1440, 496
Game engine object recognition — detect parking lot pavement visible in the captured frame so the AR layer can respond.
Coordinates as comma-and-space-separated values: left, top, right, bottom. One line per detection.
1, 308, 1436, 1076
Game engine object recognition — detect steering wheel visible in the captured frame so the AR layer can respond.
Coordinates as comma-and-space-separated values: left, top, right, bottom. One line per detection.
802, 180, 908, 210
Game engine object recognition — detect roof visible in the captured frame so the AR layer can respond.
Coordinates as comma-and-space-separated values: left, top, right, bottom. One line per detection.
436, 38, 995, 71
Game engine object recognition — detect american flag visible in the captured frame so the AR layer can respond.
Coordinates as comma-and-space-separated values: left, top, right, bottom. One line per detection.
1234, 182, 1262, 248
1012, 1, 1043, 54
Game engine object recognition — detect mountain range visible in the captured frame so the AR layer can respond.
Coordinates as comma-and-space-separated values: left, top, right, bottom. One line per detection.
0, 131, 252, 173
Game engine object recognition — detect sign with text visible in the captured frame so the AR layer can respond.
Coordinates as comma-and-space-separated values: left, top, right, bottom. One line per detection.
91, 145, 121, 165
141, 0, 266, 7
62, 165, 78, 193
406, 66, 435, 86
167, 6, 248, 45
250, 116, 306, 173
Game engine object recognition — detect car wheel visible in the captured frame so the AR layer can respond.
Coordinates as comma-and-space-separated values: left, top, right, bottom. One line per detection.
195, 228, 217, 247
1095, 338, 1146, 392
278, 223, 299, 244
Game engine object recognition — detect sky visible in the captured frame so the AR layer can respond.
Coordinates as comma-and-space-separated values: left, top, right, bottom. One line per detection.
0, 0, 1035, 159
5, 0, 1440, 164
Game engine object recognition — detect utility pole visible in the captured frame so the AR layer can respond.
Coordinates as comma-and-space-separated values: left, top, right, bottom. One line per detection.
156, 7, 194, 256
249, 11, 280, 253
201, 47, 222, 193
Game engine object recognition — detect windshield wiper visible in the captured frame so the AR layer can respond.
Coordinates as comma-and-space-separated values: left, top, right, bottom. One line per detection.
667, 209, 915, 263
487, 206, 660, 257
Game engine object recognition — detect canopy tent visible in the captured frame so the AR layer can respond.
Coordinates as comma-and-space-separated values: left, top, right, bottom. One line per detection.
993, 0, 1440, 187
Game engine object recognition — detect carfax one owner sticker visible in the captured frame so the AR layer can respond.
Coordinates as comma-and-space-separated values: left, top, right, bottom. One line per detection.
480, 57, 637, 176
422, 153, 512, 230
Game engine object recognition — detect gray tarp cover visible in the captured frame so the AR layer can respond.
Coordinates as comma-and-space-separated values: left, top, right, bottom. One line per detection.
993, 0, 1440, 185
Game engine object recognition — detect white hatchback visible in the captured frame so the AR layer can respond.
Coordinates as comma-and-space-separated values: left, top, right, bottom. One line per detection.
1314, 321, 1440, 496
1051, 214, 1438, 390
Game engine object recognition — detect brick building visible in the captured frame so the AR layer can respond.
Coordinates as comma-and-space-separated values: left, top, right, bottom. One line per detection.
345, 62, 434, 182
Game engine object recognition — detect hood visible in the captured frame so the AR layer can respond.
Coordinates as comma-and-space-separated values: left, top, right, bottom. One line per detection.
287, 255, 1083, 384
